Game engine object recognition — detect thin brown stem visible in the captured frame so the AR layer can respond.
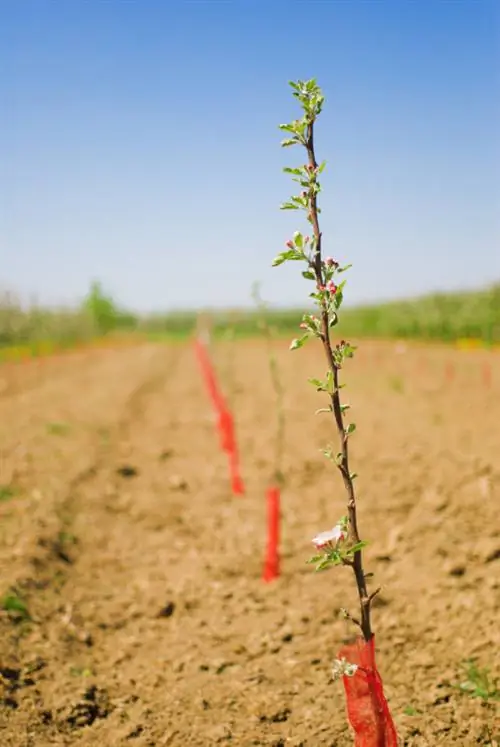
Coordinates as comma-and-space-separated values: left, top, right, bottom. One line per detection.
305, 117, 373, 642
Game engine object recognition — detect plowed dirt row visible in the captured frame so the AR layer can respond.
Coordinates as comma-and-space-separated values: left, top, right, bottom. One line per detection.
0, 341, 499, 747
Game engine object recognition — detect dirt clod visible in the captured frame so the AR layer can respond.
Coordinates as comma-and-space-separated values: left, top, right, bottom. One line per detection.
157, 601, 175, 618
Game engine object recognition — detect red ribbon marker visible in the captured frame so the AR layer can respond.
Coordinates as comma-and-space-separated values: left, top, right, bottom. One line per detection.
218, 408, 244, 495
194, 338, 224, 411
338, 637, 398, 747
262, 485, 280, 582
194, 339, 245, 495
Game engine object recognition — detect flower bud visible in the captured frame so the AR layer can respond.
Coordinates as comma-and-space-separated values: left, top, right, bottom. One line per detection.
327, 281, 337, 294
286, 240, 294, 249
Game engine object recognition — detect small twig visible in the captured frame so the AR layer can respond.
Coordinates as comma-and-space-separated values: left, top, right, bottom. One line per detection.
340, 607, 363, 634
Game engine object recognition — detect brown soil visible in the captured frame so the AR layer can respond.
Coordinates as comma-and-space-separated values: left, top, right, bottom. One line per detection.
0, 340, 499, 747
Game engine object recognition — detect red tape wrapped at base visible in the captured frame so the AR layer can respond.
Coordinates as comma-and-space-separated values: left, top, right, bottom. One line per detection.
338, 637, 398, 747
262, 486, 280, 582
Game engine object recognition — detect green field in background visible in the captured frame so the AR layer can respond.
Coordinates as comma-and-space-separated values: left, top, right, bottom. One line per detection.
1, 283, 499, 356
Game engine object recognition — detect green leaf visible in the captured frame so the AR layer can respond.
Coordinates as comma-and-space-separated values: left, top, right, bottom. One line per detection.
308, 377, 324, 388
315, 407, 332, 415
289, 334, 309, 350
333, 289, 344, 309
306, 553, 325, 564
279, 123, 298, 133
345, 423, 356, 436
283, 167, 303, 176
293, 231, 303, 248
281, 138, 299, 148
280, 202, 300, 211
346, 540, 368, 555
302, 270, 315, 280
337, 264, 353, 273
271, 249, 302, 267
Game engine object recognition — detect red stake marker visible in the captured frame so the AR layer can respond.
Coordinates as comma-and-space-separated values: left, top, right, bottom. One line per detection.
338, 636, 398, 747
262, 485, 280, 582
194, 339, 224, 411
194, 339, 245, 495
219, 408, 245, 495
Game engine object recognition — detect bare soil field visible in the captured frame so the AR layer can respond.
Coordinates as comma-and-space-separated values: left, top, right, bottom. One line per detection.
0, 340, 499, 747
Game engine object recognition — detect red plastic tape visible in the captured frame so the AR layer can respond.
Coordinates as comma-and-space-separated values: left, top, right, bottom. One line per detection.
338, 637, 398, 747
194, 341, 245, 495
194, 339, 224, 410
262, 486, 280, 582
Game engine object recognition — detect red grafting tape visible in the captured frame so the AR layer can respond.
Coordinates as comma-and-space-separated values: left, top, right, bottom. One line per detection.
262, 486, 280, 582
338, 637, 398, 747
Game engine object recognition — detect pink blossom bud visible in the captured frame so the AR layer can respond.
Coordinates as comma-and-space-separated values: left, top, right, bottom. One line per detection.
318, 284, 326, 292
286, 240, 294, 249
327, 281, 337, 294
299, 322, 308, 329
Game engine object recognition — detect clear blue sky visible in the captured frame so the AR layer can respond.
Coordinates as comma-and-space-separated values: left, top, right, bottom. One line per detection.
1, 0, 498, 312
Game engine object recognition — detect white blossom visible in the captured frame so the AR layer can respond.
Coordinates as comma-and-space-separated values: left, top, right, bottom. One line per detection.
312, 524, 345, 550
331, 657, 358, 681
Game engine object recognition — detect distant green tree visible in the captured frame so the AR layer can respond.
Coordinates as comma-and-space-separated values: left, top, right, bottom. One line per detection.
82, 281, 119, 335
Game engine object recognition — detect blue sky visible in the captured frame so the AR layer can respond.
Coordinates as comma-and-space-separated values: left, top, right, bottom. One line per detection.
1, 0, 498, 312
